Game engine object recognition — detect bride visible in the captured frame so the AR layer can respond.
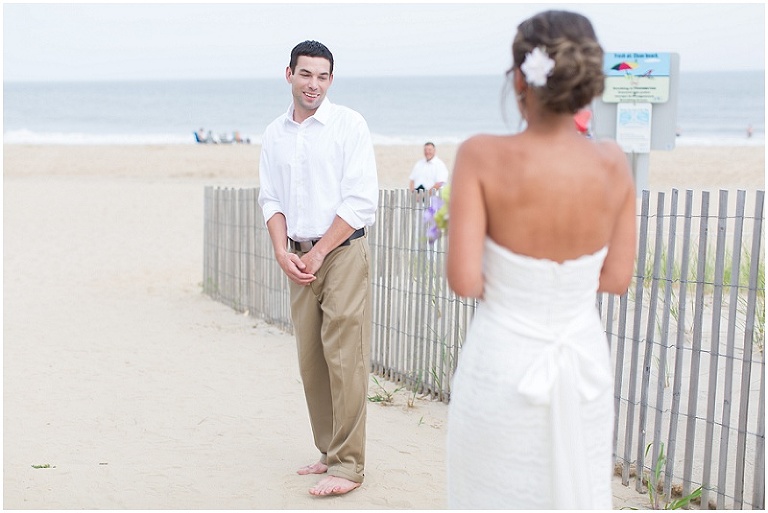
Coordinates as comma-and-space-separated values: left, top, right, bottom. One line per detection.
445, 10, 636, 509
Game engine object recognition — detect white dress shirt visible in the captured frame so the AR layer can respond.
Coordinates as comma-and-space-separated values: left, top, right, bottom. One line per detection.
258, 98, 379, 241
409, 156, 449, 190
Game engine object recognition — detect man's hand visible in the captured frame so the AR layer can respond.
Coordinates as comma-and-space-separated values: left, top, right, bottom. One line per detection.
300, 248, 326, 276
277, 250, 316, 285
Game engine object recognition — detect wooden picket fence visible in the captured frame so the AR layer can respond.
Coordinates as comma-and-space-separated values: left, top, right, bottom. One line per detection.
202, 186, 764, 509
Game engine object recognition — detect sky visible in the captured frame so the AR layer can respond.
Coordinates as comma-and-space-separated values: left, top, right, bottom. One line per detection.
2, 2, 765, 82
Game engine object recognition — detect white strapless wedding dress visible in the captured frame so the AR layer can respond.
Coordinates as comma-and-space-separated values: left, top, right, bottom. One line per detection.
447, 237, 614, 509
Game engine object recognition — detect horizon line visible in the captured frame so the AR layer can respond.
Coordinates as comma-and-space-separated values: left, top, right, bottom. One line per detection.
4, 68, 766, 84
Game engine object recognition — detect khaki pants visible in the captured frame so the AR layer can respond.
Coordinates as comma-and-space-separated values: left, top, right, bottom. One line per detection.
289, 236, 372, 483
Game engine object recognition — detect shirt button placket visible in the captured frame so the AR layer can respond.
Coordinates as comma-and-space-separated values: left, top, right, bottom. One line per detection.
295, 124, 307, 236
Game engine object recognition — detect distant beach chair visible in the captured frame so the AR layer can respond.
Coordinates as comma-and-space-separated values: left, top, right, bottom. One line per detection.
194, 131, 204, 143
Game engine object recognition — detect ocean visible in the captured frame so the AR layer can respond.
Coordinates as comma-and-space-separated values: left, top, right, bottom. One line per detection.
3, 71, 764, 146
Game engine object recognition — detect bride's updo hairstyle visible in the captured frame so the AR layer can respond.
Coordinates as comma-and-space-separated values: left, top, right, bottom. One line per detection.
509, 10, 605, 114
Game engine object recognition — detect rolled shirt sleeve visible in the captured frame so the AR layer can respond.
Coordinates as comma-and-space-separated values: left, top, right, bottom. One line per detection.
336, 112, 378, 229
257, 136, 284, 224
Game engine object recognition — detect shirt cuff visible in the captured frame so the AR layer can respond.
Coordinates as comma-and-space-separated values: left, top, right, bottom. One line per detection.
336, 202, 368, 230
261, 203, 282, 226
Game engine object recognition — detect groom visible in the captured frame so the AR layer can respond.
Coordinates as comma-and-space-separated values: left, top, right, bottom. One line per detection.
257, 40, 379, 496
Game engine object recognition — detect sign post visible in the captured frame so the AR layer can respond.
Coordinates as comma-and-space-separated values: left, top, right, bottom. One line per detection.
591, 52, 680, 194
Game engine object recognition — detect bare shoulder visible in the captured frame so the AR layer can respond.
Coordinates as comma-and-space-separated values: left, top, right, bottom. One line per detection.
593, 138, 625, 162
458, 133, 497, 155
594, 139, 633, 185
456, 134, 519, 167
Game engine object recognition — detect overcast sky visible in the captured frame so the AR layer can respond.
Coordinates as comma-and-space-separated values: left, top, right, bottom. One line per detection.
3, 2, 765, 82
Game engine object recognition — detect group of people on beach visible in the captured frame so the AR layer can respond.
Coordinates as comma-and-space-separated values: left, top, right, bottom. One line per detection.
195, 128, 250, 144
257, 9, 635, 508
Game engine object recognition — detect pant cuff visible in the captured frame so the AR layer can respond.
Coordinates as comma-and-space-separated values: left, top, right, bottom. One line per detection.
328, 465, 364, 484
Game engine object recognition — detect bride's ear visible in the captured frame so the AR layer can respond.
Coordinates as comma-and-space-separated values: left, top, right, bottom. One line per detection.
513, 68, 527, 96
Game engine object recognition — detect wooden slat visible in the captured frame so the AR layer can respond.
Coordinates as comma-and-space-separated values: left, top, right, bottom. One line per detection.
639, 191, 667, 487
717, 190, 746, 508
656, 189, 678, 498
701, 191, 729, 509
628, 190, 650, 492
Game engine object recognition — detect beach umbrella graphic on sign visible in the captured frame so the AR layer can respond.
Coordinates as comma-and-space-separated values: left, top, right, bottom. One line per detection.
612, 61, 639, 71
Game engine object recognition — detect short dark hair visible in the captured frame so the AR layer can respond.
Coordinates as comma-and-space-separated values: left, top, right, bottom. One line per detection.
289, 40, 334, 74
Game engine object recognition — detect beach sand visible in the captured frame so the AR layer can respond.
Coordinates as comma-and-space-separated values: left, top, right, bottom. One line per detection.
3, 143, 763, 509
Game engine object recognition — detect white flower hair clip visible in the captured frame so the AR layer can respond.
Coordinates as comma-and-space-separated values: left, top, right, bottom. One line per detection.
520, 47, 555, 87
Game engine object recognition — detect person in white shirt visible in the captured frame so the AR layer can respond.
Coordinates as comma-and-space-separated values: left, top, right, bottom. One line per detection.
408, 142, 449, 193
258, 40, 378, 497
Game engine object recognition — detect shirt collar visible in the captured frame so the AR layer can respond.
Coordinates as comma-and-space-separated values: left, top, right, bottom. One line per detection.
285, 97, 333, 126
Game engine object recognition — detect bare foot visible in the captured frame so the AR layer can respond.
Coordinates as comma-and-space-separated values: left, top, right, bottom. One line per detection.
297, 461, 328, 475
309, 475, 361, 496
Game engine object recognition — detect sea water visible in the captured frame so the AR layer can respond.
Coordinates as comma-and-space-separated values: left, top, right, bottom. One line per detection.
3, 71, 764, 146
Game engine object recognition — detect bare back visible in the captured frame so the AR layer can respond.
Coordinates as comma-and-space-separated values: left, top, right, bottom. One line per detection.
476, 131, 628, 261
446, 128, 636, 298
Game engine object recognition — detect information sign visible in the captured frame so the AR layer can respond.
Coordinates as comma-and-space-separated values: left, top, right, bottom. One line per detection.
602, 52, 671, 103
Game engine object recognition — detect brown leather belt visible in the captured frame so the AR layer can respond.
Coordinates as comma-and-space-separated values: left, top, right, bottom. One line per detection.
288, 228, 366, 252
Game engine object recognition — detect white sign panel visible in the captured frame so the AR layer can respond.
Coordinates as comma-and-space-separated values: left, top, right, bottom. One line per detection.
616, 102, 653, 153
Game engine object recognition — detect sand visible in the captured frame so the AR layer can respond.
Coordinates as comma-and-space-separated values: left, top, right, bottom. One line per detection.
3, 143, 763, 509
4, 143, 765, 191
